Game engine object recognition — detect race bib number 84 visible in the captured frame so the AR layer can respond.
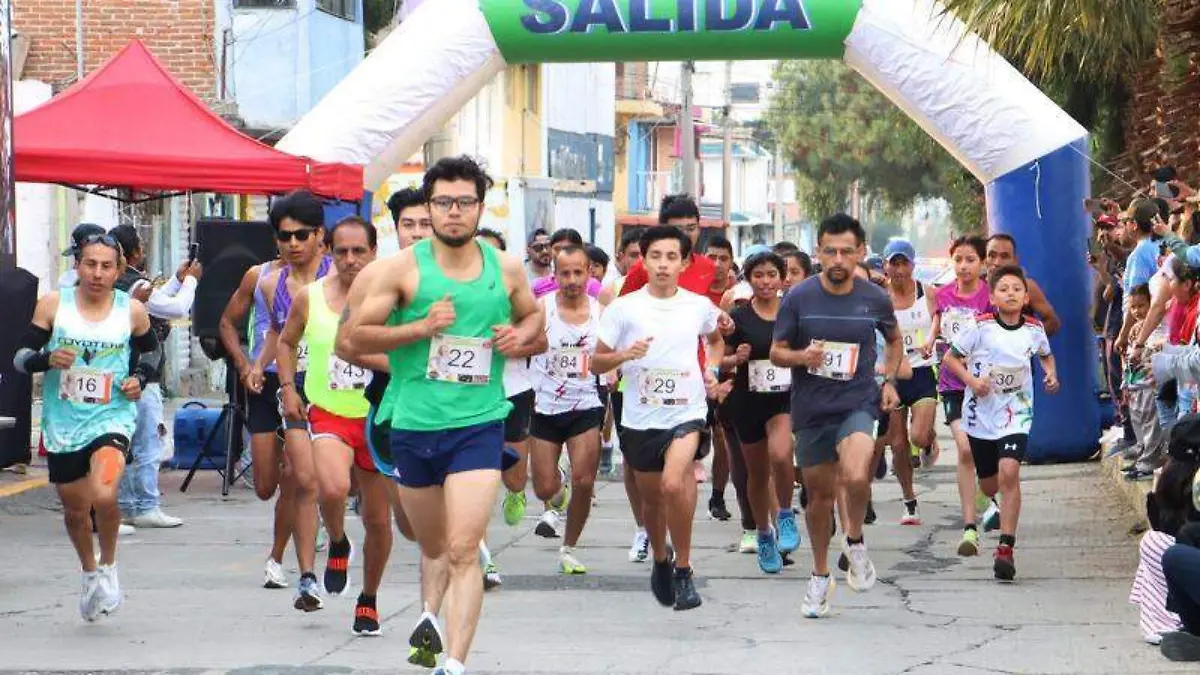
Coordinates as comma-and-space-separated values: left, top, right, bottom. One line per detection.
427, 335, 493, 385
61, 368, 113, 405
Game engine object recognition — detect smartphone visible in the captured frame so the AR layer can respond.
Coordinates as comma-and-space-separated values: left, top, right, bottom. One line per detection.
187, 242, 200, 262
1155, 181, 1173, 199
1084, 198, 1104, 215
1087, 236, 1103, 258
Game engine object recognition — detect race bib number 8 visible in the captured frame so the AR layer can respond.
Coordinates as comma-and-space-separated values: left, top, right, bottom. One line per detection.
989, 364, 1026, 395
748, 359, 791, 393
808, 342, 859, 381
550, 346, 588, 380
328, 356, 371, 391
61, 368, 113, 405
427, 335, 493, 385
637, 368, 689, 407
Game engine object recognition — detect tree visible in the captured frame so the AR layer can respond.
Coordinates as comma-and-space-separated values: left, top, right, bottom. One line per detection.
363, 0, 398, 42
765, 61, 985, 233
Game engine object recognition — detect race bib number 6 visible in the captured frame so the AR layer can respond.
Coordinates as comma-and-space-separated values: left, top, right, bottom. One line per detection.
328, 356, 371, 391
427, 335, 493, 385
637, 368, 689, 407
61, 368, 113, 405
749, 359, 791, 393
941, 309, 975, 341
809, 341, 859, 381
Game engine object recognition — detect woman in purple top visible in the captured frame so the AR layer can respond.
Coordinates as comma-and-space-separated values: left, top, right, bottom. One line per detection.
532, 274, 602, 299
927, 235, 994, 558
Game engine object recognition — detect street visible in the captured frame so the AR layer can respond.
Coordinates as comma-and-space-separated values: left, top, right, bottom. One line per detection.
0, 443, 1184, 675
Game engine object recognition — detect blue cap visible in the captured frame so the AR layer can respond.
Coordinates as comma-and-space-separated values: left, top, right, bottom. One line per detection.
867, 254, 884, 271
882, 239, 917, 263
743, 244, 771, 259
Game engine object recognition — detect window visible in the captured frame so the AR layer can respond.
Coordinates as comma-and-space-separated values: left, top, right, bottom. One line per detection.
233, 0, 296, 7
524, 65, 539, 115
317, 0, 357, 21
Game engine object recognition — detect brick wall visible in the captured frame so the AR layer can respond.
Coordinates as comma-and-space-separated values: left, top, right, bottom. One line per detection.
13, 0, 216, 101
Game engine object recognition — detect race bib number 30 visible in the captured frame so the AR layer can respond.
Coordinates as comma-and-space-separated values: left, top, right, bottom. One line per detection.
989, 364, 1026, 395
637, 368, 689, 407
550, 346, 588, 380
427, 335, 493, 385
808, 342, 859, 381
328, 356, 371, 391
748, 359, 791, 393
61, 368, 113, 405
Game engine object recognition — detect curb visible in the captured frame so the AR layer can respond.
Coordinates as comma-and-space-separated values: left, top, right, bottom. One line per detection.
1099, 441, 1151, 529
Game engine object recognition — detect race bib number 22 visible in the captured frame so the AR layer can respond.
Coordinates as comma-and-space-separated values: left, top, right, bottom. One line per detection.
427, 335, 493, 385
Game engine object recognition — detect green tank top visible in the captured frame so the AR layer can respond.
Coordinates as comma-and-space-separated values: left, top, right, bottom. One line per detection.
382, 239, 513, 431
302, 278, 370, 418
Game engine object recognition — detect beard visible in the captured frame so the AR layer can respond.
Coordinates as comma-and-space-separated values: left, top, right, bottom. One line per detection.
826, 266, 850, 284
433, 226, 476, 248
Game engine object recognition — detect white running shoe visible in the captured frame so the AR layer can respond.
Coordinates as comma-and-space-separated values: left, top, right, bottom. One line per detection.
801, 574, 834, 618
118, 523, 136, 536
534, 509, 561, 538
96, 563, 122, 615
628, 529, 650, 562
980, 498, 1001, 532
844, 541, 877, 592
79, 570, 103, 622
130, 509, 183, 528
263, 557, 289, 589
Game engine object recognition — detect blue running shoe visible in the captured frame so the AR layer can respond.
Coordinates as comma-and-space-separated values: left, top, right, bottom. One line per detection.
778, 510, 801, 554
757, 531, 783, 574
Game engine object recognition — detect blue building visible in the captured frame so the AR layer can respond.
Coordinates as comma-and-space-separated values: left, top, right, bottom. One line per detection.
216, 0, 366, 136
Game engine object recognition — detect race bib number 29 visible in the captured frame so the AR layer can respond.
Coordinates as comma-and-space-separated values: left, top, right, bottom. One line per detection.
60, 368, 113, 405
638, 368, 689, 407
427, 335, 493, 385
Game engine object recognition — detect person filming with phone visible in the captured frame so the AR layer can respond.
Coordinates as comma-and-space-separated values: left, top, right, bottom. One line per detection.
108, 224, 202, 531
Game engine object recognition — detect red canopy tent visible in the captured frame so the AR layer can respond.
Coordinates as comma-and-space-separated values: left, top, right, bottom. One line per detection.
14, 40, 363, 202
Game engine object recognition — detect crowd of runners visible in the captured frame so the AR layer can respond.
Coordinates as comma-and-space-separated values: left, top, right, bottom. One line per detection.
17, 155, 1069, 675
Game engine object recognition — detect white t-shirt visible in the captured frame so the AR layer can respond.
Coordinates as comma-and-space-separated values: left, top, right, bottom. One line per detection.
951, 314, 1052, 440
532, 292, 603, 415
598, 287, 720, 431
503, 356, 533, 397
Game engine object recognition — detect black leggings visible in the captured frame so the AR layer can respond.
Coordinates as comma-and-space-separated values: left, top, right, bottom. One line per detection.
721, 414, 755, 531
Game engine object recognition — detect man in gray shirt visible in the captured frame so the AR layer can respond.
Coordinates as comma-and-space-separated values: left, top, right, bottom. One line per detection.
771, 213, 903, 619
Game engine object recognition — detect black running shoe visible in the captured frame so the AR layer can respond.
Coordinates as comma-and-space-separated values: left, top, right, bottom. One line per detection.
651, 548, 676, 607
1161, 630, 1200, 662
324, 536, 353, 596
673, 569, 702, 611
708, 497, 732, 521
353, 597, 381, 637
864, 501, 877, 525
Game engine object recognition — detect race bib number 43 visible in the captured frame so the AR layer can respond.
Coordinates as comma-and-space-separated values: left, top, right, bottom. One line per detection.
60, 368, 113, 405
427, 335, 493, 385
748, 359, 791, 393
808, 342, 859, 381
328, 356, 371, 391
637, 368, 689, 407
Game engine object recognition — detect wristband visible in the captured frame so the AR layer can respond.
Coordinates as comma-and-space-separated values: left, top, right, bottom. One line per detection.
279, 381, 295, 389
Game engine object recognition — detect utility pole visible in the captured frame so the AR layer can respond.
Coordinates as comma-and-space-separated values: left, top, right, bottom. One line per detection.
721, 61, 733, 225
773, 145, 784, 244
75, 0, 84, 79
679, 61, 697, 198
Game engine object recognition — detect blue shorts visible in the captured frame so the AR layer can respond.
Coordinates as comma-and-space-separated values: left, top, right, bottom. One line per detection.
389, 421, 504, 488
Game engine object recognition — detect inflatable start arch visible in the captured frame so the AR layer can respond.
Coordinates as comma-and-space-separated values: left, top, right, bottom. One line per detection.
279, 0, 1099, 461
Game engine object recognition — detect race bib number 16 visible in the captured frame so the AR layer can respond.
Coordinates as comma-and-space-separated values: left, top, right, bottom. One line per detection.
61, 368, 113, 405
427, 335, 493, 385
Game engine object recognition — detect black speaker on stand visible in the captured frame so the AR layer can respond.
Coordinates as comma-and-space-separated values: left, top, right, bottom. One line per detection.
0, 267, 38, 469
183, 219, 276, 493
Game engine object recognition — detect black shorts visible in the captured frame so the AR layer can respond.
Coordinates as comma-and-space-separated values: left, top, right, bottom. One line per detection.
941, 391, 964, 425
969, 434, 1028, 480
47, 433, 132, 485
897, 366, 938, 408
731, 392, 790, 445
597, 383, 610, 410
611, 390, 624, 429
246, 371, 283, 434
531, 407, 605, 445
877, 407, 891, 437
504, 389, 535, 443
618, 419, 708, 473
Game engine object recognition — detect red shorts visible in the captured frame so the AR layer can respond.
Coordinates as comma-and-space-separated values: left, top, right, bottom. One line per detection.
308, 405, 374, 473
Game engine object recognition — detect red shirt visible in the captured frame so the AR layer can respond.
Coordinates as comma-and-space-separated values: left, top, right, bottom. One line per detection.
620, 254, 722, 366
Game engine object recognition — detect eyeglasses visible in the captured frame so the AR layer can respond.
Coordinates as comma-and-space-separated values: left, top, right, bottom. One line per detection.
530, 243, 550, 252
275, 228, 317, 243
430, 196, 481, 213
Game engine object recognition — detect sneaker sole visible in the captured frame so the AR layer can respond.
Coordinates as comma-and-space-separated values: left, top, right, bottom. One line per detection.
264, 579, 288, 589
993, 561, 1016, 582
957, 540, 980, 557
483, 575, 502, 590
409, 617, 444, 655
353, 626, 383, 637
294, 593, 324, 612
901, 517, 922, 526
407, 647, 438, 669
534, 522, 559, 538
673, 597, 702, 611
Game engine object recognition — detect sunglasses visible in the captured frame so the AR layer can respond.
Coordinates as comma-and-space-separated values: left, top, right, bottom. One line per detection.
275, 227, 317, 243
530, 243, 550, 252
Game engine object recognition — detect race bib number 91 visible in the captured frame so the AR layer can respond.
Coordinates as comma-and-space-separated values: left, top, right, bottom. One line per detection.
808, 342, 859, 381
60, 368, 113, 405
748, 359, 791, 393
328, 356, 371, 391
427, 335, 493, 385
637, 368, 689, 407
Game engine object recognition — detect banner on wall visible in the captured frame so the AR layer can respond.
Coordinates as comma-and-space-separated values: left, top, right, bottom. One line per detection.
481, 0, 862, 63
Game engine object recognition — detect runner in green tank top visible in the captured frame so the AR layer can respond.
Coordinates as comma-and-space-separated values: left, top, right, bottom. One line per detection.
15, 235, 160, 622
338, 157, 544, 675
277, 216, 396, 634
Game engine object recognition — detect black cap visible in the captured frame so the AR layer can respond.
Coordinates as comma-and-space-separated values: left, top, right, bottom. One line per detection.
1168, 414, 1200, 463
62, 223, 105, 257
108, 224, 140, 259
1153, 166, 1178, 183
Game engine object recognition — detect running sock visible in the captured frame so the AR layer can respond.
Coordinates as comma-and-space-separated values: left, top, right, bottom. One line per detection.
357, 592, 376, 606
846, 535, 864, 546
329, 535, 351, 558
964, 523, 978, 532
674, 566, 692, 579
999, 534, 1016, 548
301, 571, 317, 583
444, 658, 466, 675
